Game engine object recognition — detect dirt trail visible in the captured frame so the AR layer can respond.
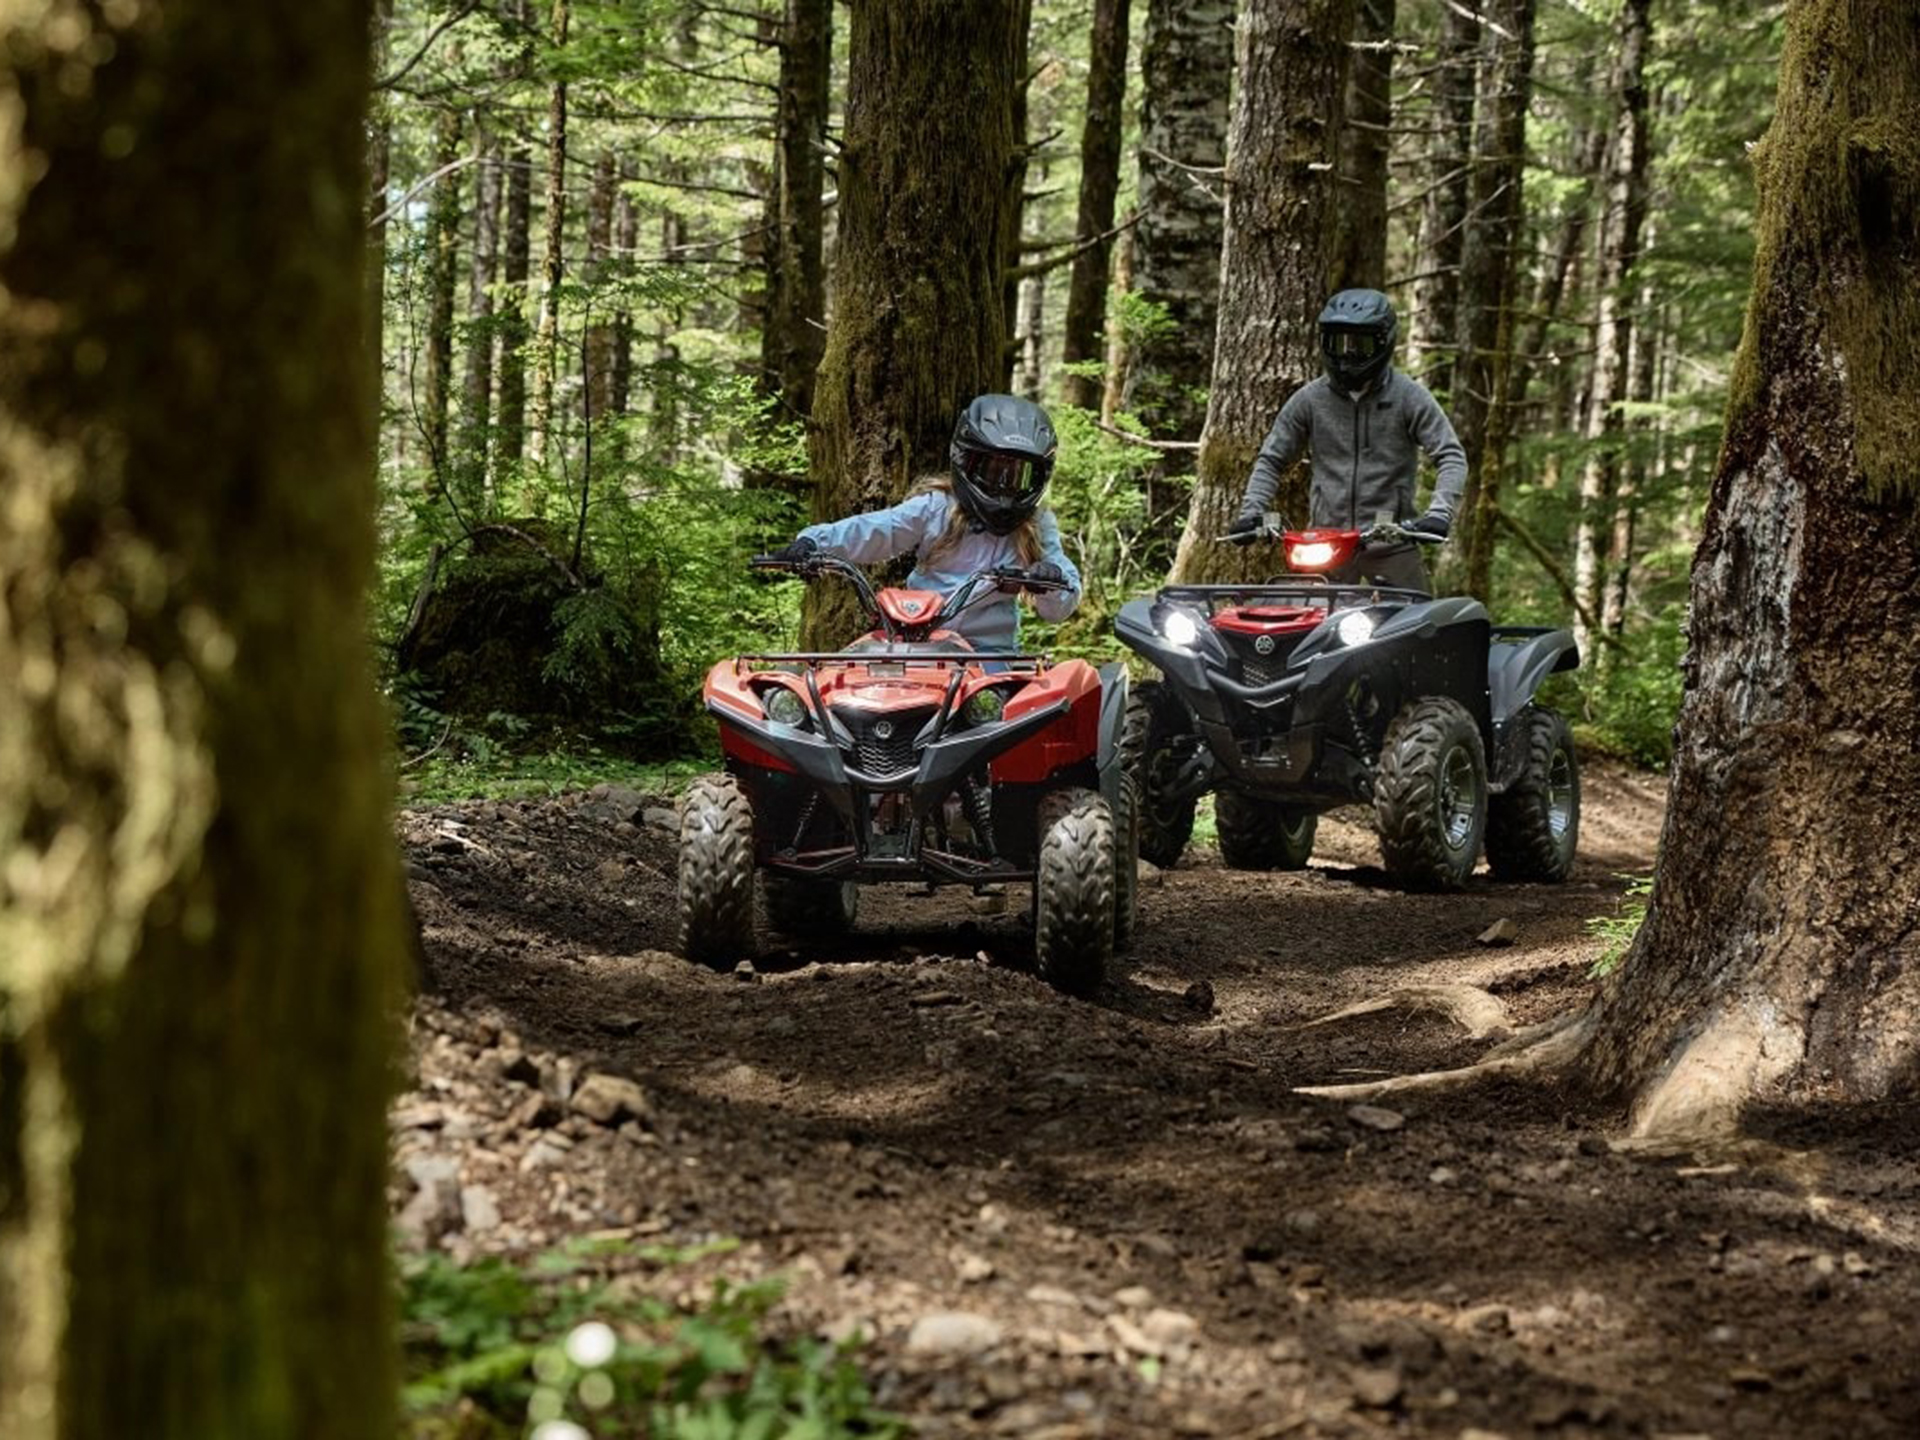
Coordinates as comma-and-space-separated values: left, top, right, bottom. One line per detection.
398, 763, 1919, 1438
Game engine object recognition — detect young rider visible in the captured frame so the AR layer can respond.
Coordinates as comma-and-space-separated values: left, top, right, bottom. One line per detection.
766, 394, 1083, 651
1228, 288, 1467, 592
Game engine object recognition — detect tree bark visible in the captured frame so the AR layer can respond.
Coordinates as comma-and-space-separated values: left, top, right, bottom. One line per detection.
1443, 0, 1535, 583
458, 129, 503, 515
1123, 0, 1233, 443
1060, 0, 1133, 410
1331, 0, 1394, 291
423, 104, 464, 493
802, 0, 1021, 647
1582, 0, 1920, 1139
1100, 214, 1136, 424
1168, 0, 1356, 585
610, 157, 639, 419
0, 3, 406, 1435
1017, 266, 1048, 399
526, 0, 571, 483
366, 0, 395, 431
999, 0, 1036, 380
1600, 283, 1661, 639
1570, 0, 1652, 660
492, 130, 533, 503
1404, 0, 1477, 398
585, 150, 617, 427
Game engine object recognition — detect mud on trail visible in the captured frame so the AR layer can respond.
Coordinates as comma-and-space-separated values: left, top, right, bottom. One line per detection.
397, 764, 1919, 1438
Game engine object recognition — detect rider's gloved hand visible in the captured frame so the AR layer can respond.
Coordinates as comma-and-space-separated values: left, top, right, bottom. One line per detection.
1025, 561, 1065, 589
767, 535, 818, 564
1404, 511, 1450, 540
1226, 513, 1263, 547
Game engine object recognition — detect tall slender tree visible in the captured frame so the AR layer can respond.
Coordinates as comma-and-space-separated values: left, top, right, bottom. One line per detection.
1570, 0, 1653, 658
999, 0, 1037, 374
367, 0, 396, 429
763, 0, 833, 472
1124, 0, 1234, 443
423, 105, 464, 490
526, 0, 571, 480
802, 0, 1023, 647
1331, 0, 1395, 291
0, 2, 406, 1434
1060, 0, 1133, 411
1169, 0, 1356, 584
1582, 0, 1920, 1137
1405, 0, 1477, 397
458, 128, 504, 513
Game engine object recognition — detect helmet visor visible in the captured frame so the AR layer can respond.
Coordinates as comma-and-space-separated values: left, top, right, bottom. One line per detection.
960, 448, 1049, 501
1322, 328, 1384, 359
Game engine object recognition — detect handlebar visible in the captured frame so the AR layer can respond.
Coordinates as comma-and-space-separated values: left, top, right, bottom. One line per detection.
751, 554, 1068, 639
1214, 522, 1443, 547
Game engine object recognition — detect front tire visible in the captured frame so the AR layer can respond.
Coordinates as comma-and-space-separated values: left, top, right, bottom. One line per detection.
1373, 697, 1487, 891
1215, 790, 1317, 871
1033, 788, 1116, 997
1486, 707, 1580, 882
677, 773, 757, 968
764, 876, 859, 935
1124, 680, 1198, 867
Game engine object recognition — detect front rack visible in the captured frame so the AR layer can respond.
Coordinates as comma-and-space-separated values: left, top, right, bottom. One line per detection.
735, 650, 1047, 670
1157, 581, 1429, 612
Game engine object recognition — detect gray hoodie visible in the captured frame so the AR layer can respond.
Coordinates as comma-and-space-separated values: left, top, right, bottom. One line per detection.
1236, 368, 1468, 529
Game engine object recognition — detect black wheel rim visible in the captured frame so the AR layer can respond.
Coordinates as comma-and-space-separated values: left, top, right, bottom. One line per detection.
1439, 745, 1478, 850
1547, 746, 1575, 841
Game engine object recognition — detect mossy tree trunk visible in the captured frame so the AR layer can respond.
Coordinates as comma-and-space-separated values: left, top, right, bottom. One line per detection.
1331, 0, 1394, 291
0, 3, 407, 1436
801, 0, 1021, 648
1582, 0, 1920, 1140
1060, 0, 1132, 411
1168, 0, 1355, 585
1124, 0, 1233, 446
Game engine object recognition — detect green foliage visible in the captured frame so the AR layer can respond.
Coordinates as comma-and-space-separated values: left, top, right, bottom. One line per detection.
1587, 873, 1655, 978
401, 1242, 902, 1440
1569, 600, 1688, 768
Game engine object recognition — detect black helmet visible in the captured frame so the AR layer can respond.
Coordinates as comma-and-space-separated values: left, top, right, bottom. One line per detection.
949, 394, 1058, 535
1318, 288, 1397, 392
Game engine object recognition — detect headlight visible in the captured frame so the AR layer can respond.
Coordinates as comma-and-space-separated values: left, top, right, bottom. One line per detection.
1335, 609, 1377, 647
1289, 540, 1338, 570
761, 686, 808, 726
962, 687, 1006, 727
1162, 608, 1203, 649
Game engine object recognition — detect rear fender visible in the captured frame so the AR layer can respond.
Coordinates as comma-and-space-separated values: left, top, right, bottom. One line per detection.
1488, 628, 1579, 725
1096, 662, 1129, 809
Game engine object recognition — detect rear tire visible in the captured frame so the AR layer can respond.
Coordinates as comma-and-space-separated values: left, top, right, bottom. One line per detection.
1215, 790, 1317, 871
1033, 788, 1116, 997
764, 876, 859, 935
1486, 707, 1580, 882
677, 773, 757, 968
1124, 680, 1198, 868
1373, 697, 1487, 891
1112, 773, 1141, 950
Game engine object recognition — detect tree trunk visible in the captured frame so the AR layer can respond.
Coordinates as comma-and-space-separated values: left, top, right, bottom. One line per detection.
526, 0, 571, 483
585, 150, 617, 427
457, 129, 503, 515
610, 157, 639, 419
1582, 0, 1920, 1139
1404, 0, 1477, 398
1060, 0, 1132, 410
0, 4, 406, 1435
1331, 0, 1394, 291
1100, 214, 1136, 424
492, 131, 533, 504
366, 0, 395, 430
1600, 282, 1661, 639
1017, 267, 1048, 399
423, 105, 463, 493
1570, 0, 1652, 660
999, 0, 1036, 378
802, 0, 1021, 647
1168, 0, 1355, 585
1124, 0, 1233, 443
1443, 0, 1535, 583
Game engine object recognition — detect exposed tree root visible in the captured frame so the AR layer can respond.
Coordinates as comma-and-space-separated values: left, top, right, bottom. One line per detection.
1293, 1009, 1592, 1101
1301, 983, 1515, 1041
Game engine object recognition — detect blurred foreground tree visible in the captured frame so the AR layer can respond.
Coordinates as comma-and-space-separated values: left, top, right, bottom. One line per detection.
0, 3, 407, 1435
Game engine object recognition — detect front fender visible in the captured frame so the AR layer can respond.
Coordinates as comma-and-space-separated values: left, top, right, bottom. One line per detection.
1488, 627, 1579, 725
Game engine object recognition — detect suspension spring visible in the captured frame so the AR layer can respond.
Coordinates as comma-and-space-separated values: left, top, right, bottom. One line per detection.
963, 775, 997, 856
790, 792, 818, 851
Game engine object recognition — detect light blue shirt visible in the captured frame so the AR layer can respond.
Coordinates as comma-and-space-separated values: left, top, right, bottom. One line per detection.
800, 490, 1082, 651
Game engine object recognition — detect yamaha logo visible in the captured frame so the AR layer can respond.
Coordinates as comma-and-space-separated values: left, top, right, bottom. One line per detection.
1254, 634, 1276, 655
873, 719, 895, 740
900, 599, 922, 616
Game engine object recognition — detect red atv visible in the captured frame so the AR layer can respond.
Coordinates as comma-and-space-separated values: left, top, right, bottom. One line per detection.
677, 551, 1138, 995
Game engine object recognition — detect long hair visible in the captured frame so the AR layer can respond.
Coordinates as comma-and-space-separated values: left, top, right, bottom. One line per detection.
911, 474, 1043, 566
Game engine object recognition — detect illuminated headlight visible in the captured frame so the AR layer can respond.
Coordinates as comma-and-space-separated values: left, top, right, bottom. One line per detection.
1289, 540, 1337, 569
1162, 608, 1203, 649
1335, 610, 1377, 647
761, 686, 808, 726
963, 688, 1006, 727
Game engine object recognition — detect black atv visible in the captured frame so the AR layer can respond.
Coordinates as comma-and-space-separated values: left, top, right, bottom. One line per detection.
1113, 522, 1580, 890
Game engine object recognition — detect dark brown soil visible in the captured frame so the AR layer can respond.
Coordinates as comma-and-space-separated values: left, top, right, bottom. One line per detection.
396, 763, 1920, 1438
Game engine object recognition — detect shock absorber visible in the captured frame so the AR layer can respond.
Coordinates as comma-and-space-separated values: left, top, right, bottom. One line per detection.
789, 792, 818, 852
963, 774, 997, 856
